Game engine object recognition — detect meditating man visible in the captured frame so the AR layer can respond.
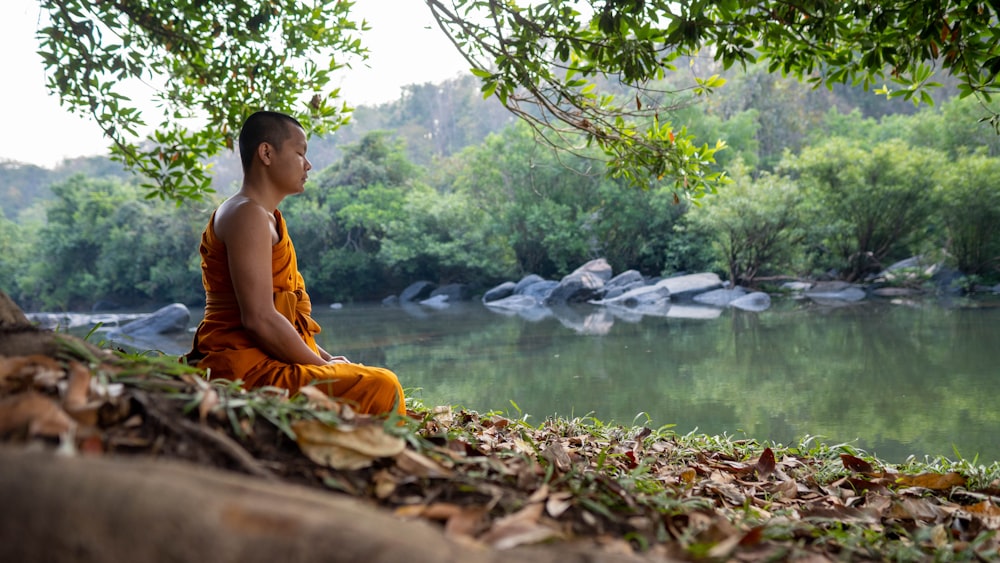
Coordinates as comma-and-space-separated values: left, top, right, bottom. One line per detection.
185, 111, 405, 416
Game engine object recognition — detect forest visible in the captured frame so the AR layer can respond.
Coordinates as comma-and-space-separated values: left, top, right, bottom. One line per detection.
2, 64, 1000, 312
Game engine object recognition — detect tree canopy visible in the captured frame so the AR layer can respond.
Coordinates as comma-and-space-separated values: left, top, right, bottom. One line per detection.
36, 0, 1000, 201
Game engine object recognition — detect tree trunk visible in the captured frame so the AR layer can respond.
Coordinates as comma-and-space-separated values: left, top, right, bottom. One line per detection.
0, 290, 58, 357
0, 448, 650, 563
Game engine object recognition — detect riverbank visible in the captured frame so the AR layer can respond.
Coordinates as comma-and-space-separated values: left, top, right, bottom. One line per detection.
2, 335, 999, 561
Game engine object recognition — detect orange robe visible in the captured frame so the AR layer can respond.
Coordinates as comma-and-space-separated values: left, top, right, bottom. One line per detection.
185, 209, 405, 416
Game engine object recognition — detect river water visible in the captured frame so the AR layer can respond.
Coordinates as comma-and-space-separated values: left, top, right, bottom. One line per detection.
87, 296, 1000, 464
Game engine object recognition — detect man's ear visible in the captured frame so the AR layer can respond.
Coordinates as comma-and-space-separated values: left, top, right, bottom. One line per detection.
256, 142, 273, 166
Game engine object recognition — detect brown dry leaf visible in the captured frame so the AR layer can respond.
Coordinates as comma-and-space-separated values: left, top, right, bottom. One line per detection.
896, 472, 966, 490
444, 505, 490, 538
0, 391, 76, 437
372, 469, 397, 499
292, 419, 405, 470
478, 502, 561, 549
888, 497, 947, 523
61, 361, 100, 427
966, 500, 1000, 517
62, 362, 91, 409
198, 387, 219, 424
394, 504, 428, 518
298, 385, 342, 413
394, 447, 454, 478
0, 355, 64, 390
772, 479, 798, 500
541, 441, 572, 472
545, 491, 574, 518
420, 502, 465, 521
755, 447, 776, 480
430, 405, 454, 426
527, 483, 549, 504
840, 453, 875, 474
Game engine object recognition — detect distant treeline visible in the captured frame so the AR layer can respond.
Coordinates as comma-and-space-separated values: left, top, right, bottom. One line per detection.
2, 67, 998, 311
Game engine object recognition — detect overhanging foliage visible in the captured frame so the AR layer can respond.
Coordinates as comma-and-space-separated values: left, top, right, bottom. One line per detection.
428, 0, 1000, 195
38, 0, 366, 201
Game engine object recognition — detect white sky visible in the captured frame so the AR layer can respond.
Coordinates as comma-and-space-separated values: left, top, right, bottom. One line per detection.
0, 0, 470, 168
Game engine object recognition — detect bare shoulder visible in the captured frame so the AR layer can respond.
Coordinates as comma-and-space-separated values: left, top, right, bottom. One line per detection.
213, 196, 272, 244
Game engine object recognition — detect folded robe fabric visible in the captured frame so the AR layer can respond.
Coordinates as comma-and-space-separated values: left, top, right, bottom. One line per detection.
185, 209, 405, 416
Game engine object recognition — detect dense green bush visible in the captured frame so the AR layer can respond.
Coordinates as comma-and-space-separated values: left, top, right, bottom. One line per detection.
782, 139, 945, 281
935, 153, 1000, 279
688, 162, 804, 285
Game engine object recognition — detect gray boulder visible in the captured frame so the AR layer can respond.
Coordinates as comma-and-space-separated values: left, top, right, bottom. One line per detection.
605, 269, 644, 290
546, 258, 613, 304
521, 280, 559, 302
657, 273, 723, 300
600, 280, 647, 301
730, 292, 771, 312
513, 274, 546, 295
806, 281, 867, 303
694, 287, 747, 307
595, 284, 670, 309
399, 281, 437, 302
114, 304, 190, 336
482, 281, 516, 303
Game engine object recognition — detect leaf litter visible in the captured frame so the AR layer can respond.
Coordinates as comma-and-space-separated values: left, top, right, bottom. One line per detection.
2, 339, 1000, 561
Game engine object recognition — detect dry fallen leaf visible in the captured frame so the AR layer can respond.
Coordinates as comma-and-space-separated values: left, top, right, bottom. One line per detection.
896, 472, 967, 490
545, 492, 573, 518
478, 502, 562, 549
841, 453, 875, 474
0, 391, 76, 437
292, 419, 405, 470
62, 361, 99, 426
393, 448, 454, 478
198, 387, 219, 424
298, 385, 342, 413
0, 355, 64, 390
755, 447, 776, 480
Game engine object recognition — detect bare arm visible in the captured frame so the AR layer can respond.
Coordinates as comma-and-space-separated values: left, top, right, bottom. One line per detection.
215, 200, 327, 366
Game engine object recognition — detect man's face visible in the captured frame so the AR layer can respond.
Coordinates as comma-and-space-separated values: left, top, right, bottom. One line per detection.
271, 124, 312, 194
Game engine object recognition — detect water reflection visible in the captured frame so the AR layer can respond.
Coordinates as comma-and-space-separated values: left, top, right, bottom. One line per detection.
70, 297, 1000, 463
316, 298, 1000, 464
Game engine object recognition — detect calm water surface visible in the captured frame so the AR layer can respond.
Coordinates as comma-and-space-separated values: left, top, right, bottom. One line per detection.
107, 297, 1000, 464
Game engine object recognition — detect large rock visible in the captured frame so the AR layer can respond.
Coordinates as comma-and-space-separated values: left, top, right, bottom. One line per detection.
513, 274, 546, 295
399, 281, 437, 303
520, 280, 559, 302
594, 284, 670, 309
114, 304, 190, 337
545, 259, 612, 305
656, 273, 723, 300
605, 269, 644, 290
730, 292, 771, 312
693, 287, 747, 307
805, 282, 866, 303
482, 282, 516, 303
